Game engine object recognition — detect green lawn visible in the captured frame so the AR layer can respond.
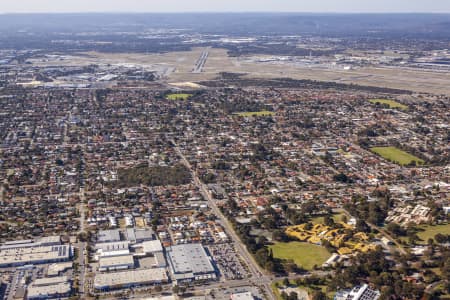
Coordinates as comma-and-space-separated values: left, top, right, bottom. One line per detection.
371, 146, 424, 166
417, 223, 450, 243
269, 242, 331, 270
369, 99, 408, 110
165, 93, 192, 100
234, 110, 275, 117
272, 281, 334, 300
311, 213, 346, 225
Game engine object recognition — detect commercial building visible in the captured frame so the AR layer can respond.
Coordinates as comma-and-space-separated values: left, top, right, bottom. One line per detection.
95, 241, 130, 258
152, 252, 167, 268
98, 255, 135, 272
27, 276, 71, 299
38, 236, 62, 246
0, 245, 71, 267
94, 268, 168, 291
142, 240, 163, 254
126, 228, 154, 243
47, 262, 73, 277
97, 229, 121, 243
322, 253, 340, 267
140, 296, 176, 300
0, 236, 61, 251
231, 292, 255, 300
166, 243, 216, 283
334, 284, 380, 300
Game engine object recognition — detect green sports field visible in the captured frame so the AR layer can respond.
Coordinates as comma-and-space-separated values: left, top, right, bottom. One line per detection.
165, 93, 192, 100
369, 99, 408, 110
371, 146, 424, 166
269, 242, 330, 270
234, 110, 275, 117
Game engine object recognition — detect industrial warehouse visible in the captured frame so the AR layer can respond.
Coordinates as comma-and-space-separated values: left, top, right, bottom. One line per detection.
0, 237, 71, 268
27, 276, 72, 300
94, 268, 169, 291
166, 243, 217, 283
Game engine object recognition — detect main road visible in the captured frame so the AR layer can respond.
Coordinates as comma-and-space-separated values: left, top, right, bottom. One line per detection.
172, 140, 277, 299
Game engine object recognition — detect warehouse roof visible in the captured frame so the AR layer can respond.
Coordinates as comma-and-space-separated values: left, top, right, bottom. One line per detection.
99, 255, 134, 269
142, 240, 163, 254
94, 268, 168, 288
0, 245, 71, 266
27, 276, 71, 299
98, 229, 121, 243
166, 243, 215, 275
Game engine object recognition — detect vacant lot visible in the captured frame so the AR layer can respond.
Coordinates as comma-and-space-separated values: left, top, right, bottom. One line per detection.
234, 110, 275, 117
166, 93, 192, 100
371, 146, 424, 166
269, 242, 330, 270
369, 99, 408, 110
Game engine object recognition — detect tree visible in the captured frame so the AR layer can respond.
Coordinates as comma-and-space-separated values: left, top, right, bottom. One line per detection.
356, 219, 370, 233
289, 291, 298, 300
77, 231, 89, 242
324, 215, 335, 227
273, 229, 289, 242
435, 233, 448, 244
333, 173, 350, 183
172, 285, 179, 294
284, 260, 300, 273
311, 290, 327, 300
407, 232, 420, 245
283, 278, 290, 287
304, 222, 313, 230
154, 285, 162, 292
386, 222, 405, 237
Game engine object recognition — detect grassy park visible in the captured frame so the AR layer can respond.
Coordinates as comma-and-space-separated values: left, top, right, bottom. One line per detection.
165, 93, 192, 100
311, 213, 346, 225
371, 146, 424, 166
269, 241, 330, 270
417, 223, 450, 243
369, 98, 408, 110
272, 279, 334, 300
234, 110, 275, 117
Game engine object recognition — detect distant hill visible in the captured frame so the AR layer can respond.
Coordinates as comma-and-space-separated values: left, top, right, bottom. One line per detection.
0, 13, 449, 38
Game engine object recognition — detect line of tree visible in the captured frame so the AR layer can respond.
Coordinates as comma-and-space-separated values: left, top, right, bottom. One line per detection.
201, 77, 412, 95
115, 163, 191, 187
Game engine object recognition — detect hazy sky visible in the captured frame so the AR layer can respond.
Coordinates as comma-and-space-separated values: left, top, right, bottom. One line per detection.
1, 0, 449, 13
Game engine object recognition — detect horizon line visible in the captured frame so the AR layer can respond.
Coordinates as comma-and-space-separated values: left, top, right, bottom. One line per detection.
1, 11, 450, 15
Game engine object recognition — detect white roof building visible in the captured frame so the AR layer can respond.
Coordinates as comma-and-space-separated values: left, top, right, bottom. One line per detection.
231, 292, 255, 300
27, 276, 71, 300
98, 255, 135, 272
0, 245, 71, 267
142, 240, 163, 254
97, 229, 121, 243
47, 262, 73, 277
94, 268, 168, 290
166, 243, 216, 283
335, 284, 380, 300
